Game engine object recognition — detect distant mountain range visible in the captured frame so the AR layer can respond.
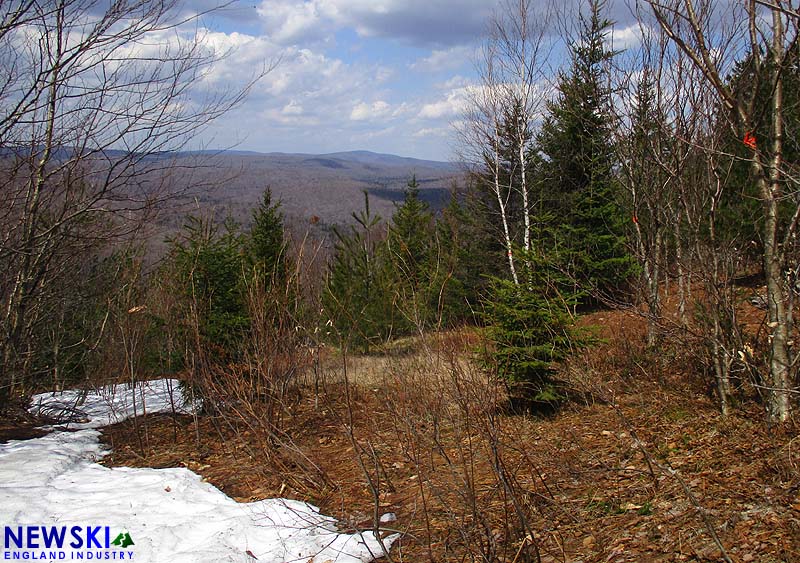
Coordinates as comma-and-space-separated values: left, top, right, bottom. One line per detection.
278, 150, 458, 171
157, 149, 467, 234
1, 146, 468, 245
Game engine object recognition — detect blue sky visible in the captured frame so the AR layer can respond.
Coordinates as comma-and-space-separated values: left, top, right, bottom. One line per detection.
186, 0, 642, 161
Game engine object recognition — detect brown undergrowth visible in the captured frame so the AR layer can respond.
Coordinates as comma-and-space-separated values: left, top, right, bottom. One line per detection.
0, 396, 53, 442
100, 318, 800, 562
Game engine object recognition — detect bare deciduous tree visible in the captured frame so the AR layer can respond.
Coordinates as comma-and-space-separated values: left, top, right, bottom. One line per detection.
0, 0, 269, 402
646, 0, 800, 421
457, 0, 552, 285
614, 24, 674, 347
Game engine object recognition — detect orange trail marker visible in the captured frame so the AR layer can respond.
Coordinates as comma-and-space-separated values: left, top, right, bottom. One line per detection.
743, 131, 757, 150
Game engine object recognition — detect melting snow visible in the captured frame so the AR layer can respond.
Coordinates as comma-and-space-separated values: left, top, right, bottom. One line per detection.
0, 379, 397, 562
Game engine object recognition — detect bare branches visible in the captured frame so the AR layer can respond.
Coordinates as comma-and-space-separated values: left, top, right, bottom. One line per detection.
0, 0, 271, 398
644, 0, 800, 421
457, 0, 554, 284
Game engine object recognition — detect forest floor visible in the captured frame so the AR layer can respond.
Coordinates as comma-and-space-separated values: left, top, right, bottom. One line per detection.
97, 292, 800, 562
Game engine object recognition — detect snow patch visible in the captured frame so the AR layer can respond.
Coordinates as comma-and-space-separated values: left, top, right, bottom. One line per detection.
29, 378, 190, 428
1, 379, 397, 562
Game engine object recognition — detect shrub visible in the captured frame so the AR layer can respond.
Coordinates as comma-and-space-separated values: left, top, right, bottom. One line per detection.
482, 255, 582, 402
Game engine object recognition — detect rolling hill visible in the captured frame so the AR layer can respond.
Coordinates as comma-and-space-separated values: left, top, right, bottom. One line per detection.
156, 150, 466, 237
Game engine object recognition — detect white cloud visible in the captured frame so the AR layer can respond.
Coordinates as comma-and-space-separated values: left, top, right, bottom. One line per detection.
390, 102, 413, 118
255, 0, 493, 47
350, 100, 391, 121
410, 46, 473, 72
256, 1, 334, 45
375, 66, 395, 83
181, 26, 407, 150
608, 24, 647, 50
198, 31, 281, 87
169, 1, 554, 159
418, 88, 469, 119
436, 75, 471, 90
281, 101, 304, 115
413, 126, 449, 138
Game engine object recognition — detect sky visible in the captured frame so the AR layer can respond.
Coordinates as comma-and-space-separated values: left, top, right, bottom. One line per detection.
184, 0, 643, 161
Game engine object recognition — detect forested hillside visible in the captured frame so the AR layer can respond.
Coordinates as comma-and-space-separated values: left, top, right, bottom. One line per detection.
150, 150, 462, 231
1, 0, 799, 562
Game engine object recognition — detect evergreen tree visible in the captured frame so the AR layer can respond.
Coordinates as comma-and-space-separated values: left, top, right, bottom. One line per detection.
387, 176, 436, 329
323, 192, 396, 352
536, 0, 636, 297
169, 215, 249, 357
482, 251, 582, 403
248, 188, 287, 284
388, 176, 433, 278
716, 43, 800, 259
435, 186, 493, 324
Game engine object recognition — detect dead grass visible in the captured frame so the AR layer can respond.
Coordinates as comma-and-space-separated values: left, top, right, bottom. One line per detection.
99, 314, 800, 562
309, 329, 483, 388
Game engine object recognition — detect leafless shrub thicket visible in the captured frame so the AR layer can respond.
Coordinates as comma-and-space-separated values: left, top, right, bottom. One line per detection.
0, 0, 268, 407
608, 0, 800, 420
185, 235, 335, 495
306, 332, 565, 563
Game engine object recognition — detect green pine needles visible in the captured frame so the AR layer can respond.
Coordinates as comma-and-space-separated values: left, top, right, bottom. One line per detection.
481, 251, 583, 403
323, 178, 475, 350
248, 188, 288, 285
536, 0, 636, 299
167, 188, 288, 360
323, 191, 397, 352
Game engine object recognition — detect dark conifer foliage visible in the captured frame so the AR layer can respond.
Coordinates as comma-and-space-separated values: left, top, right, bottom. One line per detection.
388, 176, 434, 285
436, 186, 496, 324
323, 192, 396, 352
536, 0, 636, 297
482, 251, 581, 402
387, 175, 437, 330
248, 188, 287, 285
166, 191, 289, 362
169, 216, 249, 357
716, 42, 800, 258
